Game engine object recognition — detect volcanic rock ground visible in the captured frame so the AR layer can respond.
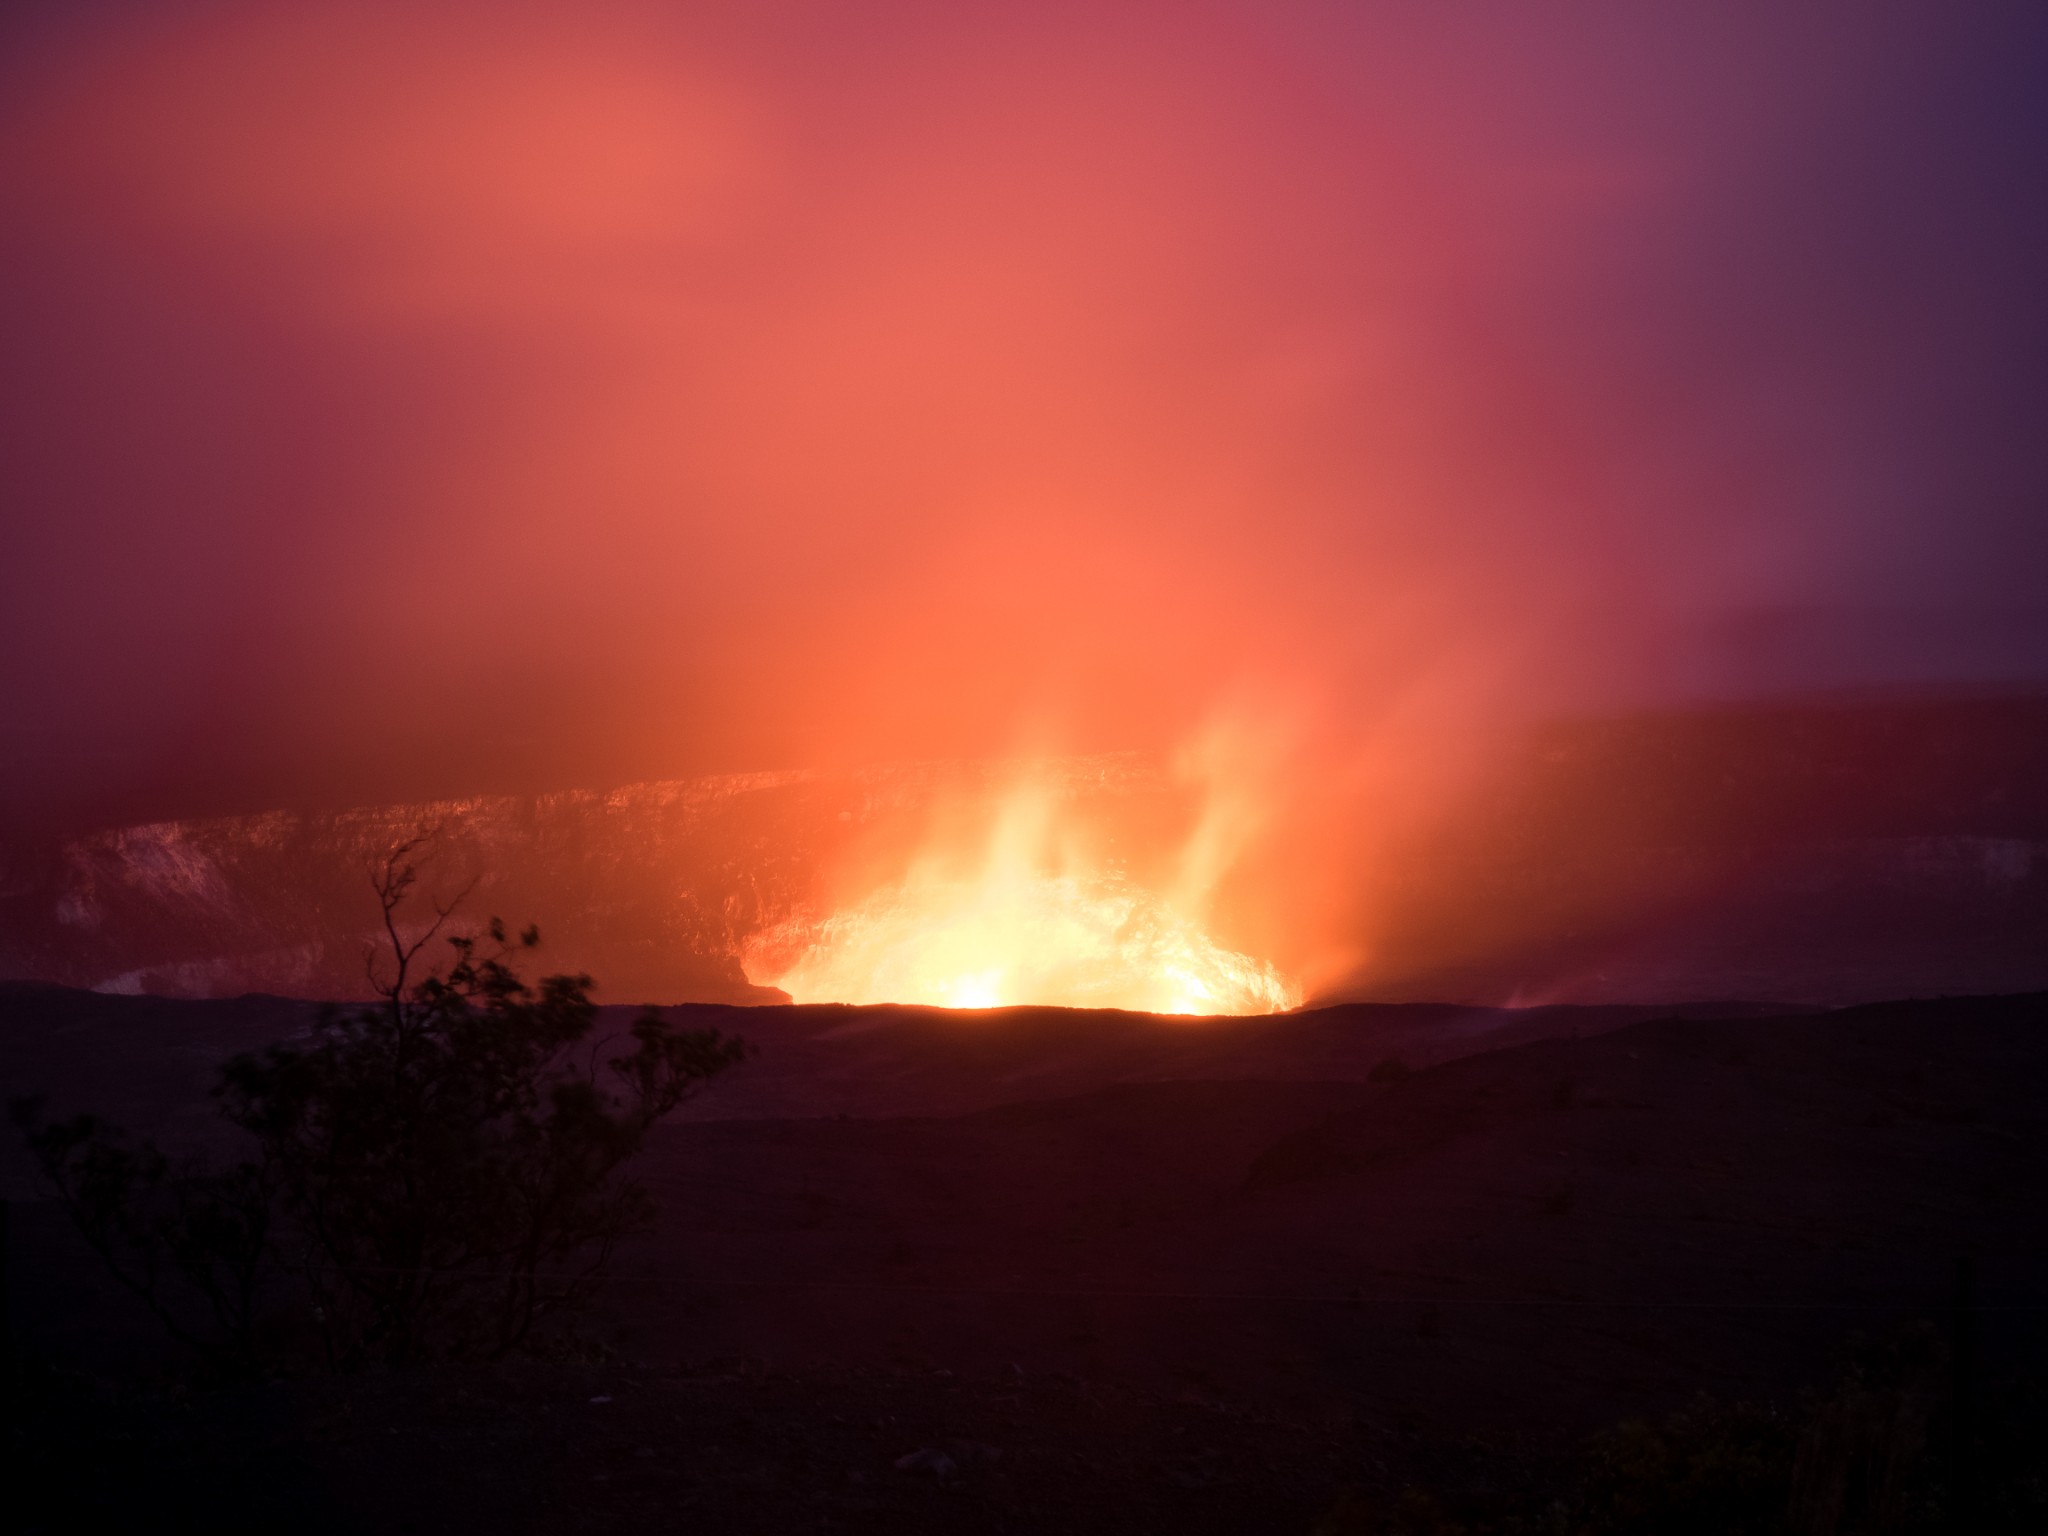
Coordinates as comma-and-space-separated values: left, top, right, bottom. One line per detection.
4, 986, 2046, 1531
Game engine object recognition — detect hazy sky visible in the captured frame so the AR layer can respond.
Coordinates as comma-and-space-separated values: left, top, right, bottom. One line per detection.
3, 1, 2045, 831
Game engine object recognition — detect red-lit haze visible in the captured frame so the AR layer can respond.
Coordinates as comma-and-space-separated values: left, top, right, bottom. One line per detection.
4, 3, 2046, 1003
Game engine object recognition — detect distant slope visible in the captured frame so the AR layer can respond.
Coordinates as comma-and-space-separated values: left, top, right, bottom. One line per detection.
625, 992, 2048, 1423
0, 982, 1791, 1189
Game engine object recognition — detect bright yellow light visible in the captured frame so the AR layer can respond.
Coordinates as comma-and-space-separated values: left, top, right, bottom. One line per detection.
753, 779, 1300, 1015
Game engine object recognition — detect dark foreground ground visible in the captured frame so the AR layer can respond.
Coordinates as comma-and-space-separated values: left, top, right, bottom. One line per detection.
12, 1354, 1582, 1534
5, 988, 2047, 1530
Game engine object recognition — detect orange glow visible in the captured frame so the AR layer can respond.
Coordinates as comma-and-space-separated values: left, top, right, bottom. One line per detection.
3, 0, 1903, 997
749, 763, 1302, 1015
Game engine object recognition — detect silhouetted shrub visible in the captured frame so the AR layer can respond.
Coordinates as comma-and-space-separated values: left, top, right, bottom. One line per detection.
16, 832, 745, 1371
9, 1105, 277, 1372
1312, 1334, 2045, 1534
1577, 1396, 1795, 1535
1788, 1325, 1946, 1535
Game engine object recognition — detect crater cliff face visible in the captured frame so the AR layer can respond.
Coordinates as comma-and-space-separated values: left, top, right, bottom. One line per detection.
0, 757, 1171, 1005
1, 775, 812, 1003
3, 698, 2046, 1007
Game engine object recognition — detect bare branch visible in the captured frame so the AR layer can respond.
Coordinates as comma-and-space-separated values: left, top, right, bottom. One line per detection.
363, 823, 478, 1005
397, 875, 479, 973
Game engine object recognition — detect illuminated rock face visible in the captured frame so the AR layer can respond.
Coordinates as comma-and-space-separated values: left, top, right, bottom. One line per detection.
0, 756, 1215, 1007
0, 771, 831, 1004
